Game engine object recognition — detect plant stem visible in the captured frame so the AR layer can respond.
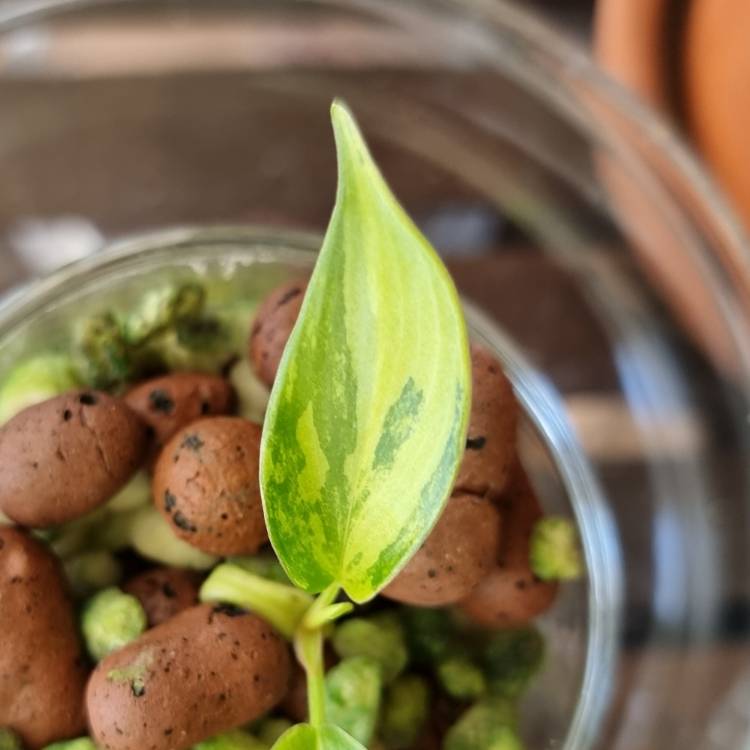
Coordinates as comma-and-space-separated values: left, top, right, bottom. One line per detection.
297, 626, 327, 728
295, 583, 343, 729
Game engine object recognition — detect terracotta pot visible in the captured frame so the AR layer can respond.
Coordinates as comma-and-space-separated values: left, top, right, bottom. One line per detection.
593, 0, 673, 116
596, 0, 750, 232
593, 0, 750, 377
683, 0, 750, 237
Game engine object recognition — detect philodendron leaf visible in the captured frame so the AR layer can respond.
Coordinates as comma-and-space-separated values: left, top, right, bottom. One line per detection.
271, 724, 317, 750
272, 723, 365, 750
260, 101, 471, 603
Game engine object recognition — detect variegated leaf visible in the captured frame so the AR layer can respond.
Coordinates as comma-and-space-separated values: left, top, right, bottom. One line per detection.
260, 101, 471, 603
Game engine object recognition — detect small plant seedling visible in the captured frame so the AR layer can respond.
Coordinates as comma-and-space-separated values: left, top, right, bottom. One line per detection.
260, 101, 472, 749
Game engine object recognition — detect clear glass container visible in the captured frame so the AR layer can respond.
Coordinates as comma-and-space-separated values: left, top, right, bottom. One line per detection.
0, 2, 749, 749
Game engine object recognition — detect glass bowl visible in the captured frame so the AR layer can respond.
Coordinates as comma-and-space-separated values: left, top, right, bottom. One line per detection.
0, 2, 749, 749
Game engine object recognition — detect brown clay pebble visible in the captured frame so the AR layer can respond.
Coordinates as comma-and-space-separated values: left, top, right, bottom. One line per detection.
383, 492, 502, 607
454, 345, 518, 498
0, 527, 88, 748
249, 279, 308, 387
125, 373, 235, 460
123, 567, 202, 627
86, 603, 291, 750
0, 391, 147, 527
153, 416, 267, 555
460, 467, 557, 628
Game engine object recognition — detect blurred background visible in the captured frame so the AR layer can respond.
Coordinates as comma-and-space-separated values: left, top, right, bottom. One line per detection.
0, 0, 594, 293
3, 0, 749, 292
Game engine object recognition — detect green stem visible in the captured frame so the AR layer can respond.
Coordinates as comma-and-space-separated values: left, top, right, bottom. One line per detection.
297, 626, 327, 728
295, 583, 343, 729
305, 601, 354, 630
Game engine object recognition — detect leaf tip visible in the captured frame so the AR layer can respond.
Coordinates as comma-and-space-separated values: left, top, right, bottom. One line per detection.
330, 99, 364, 162
330, 98, 352, 126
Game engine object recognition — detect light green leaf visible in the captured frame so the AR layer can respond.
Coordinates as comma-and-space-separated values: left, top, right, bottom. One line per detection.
194, 729, 267, 750
272, 725, 317, 750
271, 724, 365, 750
318, 726, 366, 750
260, 100, 471, 602
257, 718, 294, 747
